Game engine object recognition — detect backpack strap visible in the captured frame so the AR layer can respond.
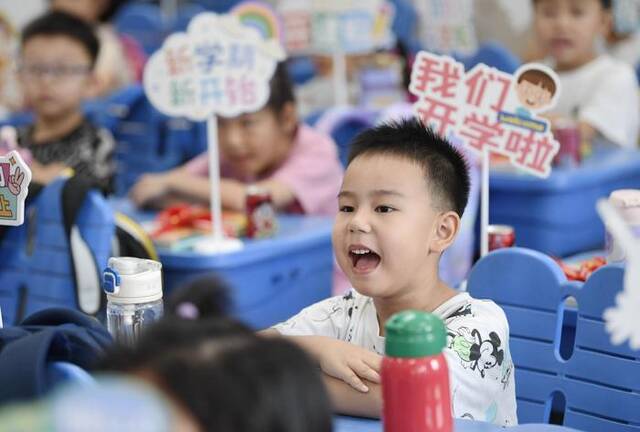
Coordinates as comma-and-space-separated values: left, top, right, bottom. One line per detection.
61, 176, 103, 316
114, 212, 158, 260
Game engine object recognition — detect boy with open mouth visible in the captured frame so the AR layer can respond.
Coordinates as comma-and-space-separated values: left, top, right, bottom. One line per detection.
265, 118, 517, 426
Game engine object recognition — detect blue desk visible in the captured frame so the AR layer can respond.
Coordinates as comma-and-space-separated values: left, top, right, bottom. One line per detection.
334, 416, 583, 431
113, 200, 334, 329
489, 149, 640, 256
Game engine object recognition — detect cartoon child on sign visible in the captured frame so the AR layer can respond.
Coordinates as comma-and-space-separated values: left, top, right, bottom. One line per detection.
0, 126, 31, 226
514, 67, 557, 118
499, 64, 560, 134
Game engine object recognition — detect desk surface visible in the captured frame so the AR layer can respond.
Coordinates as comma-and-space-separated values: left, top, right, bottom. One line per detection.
490, 148, 640, 191
112, 199, 334, 268
334, 417, 583, 431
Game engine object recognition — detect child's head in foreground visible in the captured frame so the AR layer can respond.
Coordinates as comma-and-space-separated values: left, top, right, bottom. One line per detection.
19, 11, 99, 124
532, 0, 612, 71
333, 118, 470, 298
99, 318, 332, 432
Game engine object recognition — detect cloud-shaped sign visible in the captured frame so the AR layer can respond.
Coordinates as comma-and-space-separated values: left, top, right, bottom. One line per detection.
144, 12, 286, 121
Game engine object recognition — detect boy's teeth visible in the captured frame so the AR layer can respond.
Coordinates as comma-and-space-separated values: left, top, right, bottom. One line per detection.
352, 249, 370, 255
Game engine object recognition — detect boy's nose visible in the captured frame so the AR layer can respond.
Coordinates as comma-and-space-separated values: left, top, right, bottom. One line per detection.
221, 126, 245, 152
553, 13, 571, 31
348, 211, 372, 233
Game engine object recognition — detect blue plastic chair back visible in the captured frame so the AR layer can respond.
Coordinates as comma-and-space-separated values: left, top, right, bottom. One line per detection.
170, 3, 207, 32
99, 85, 206, 196
455, 41, 521, 74
390, 0, 421, 54
315, 108, 377, 167
0, 178, 115, 326
191, 0, 239, 13
114, 3, 165, 56
467, 248, 640, 431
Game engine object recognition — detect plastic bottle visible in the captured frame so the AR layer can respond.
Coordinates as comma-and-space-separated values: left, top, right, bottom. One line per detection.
103, 257, 163, 344
382, 310, 452, 432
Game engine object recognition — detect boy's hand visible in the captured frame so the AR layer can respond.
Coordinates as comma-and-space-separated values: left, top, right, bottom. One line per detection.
312, 337, 382, 393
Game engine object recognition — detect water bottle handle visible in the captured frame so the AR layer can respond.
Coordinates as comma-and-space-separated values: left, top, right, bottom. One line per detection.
103, 268, 121, 295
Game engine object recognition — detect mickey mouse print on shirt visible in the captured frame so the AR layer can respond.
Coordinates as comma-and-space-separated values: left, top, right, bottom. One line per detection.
448, 326, 505, 378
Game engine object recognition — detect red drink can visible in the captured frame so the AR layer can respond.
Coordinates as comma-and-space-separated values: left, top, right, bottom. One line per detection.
552, 124, 581, 167
488, 225, 515, 251
245, 185, 277, 239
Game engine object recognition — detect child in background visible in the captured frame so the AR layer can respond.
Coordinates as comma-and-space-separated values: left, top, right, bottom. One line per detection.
533, 0, 639, 148
265, 119, 517, 425
99, 318, 333, 432
130, 62, 343, 217
16, 11, 115, 193
50, 0, 144, 96
0, 13, 21, 119
165, 274, 233, 321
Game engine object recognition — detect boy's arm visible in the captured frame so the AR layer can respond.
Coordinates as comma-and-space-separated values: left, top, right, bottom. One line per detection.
324, 375, 382, 419
260, 330, 382, 393
263, 329, 382, 418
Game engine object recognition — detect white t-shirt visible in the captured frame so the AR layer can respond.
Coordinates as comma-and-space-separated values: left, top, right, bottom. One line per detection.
273, 290, 518, 426
551, 55, 639, 148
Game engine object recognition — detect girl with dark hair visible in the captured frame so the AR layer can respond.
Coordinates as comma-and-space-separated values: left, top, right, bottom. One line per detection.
130, 61, 344, 217
98, 318, 333, 432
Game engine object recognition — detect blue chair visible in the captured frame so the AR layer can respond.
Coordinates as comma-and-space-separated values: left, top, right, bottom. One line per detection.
288, 57, 318, 85
191, 0, 240, 13
467, 248, 640, 431
455, 41, 521, 74
170, 2, 207, 32
314, 108, 377, 167
390, 0, 421, 54
0, 177, 115, 326
114, 3, 165, 56
98, 85, 207, 196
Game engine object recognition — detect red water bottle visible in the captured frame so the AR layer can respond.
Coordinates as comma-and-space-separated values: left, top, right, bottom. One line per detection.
382, 311, 452, 432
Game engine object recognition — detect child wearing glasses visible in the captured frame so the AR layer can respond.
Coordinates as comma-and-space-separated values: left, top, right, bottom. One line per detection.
16, 11, 115, 193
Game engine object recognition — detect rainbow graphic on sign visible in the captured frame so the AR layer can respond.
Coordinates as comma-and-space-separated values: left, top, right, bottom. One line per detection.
231, 1, 282, 43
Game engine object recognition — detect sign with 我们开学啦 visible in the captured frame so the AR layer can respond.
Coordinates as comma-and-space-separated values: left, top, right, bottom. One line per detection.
408, 51, 562, 257
143, 11, 286, 121
277, 0, 395, 55
409, 51, 561, 178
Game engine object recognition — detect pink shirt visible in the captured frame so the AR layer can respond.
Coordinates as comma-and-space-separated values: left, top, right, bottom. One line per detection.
185, 124, 343, 216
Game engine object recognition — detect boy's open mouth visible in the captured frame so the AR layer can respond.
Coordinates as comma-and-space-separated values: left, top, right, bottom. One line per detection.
349, 247, 381, 273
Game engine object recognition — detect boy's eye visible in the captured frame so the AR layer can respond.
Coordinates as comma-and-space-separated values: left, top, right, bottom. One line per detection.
375, 205, 395, 213
339, 205, 354, 213
570, 7, 585, 17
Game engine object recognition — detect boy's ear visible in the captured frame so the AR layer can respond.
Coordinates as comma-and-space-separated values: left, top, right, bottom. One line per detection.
430, 210, 461, 254
278, 101, 298, 137
600, 7, 613, 36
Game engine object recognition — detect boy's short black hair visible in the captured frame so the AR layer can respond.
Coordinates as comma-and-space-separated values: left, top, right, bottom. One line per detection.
532, 0, 611, 8
266, 61, 295, 113
347, 118, 470, 217
21, 11, 100, 67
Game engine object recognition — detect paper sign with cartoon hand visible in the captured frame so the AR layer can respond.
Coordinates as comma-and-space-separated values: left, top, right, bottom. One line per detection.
0, 126, 31, 227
